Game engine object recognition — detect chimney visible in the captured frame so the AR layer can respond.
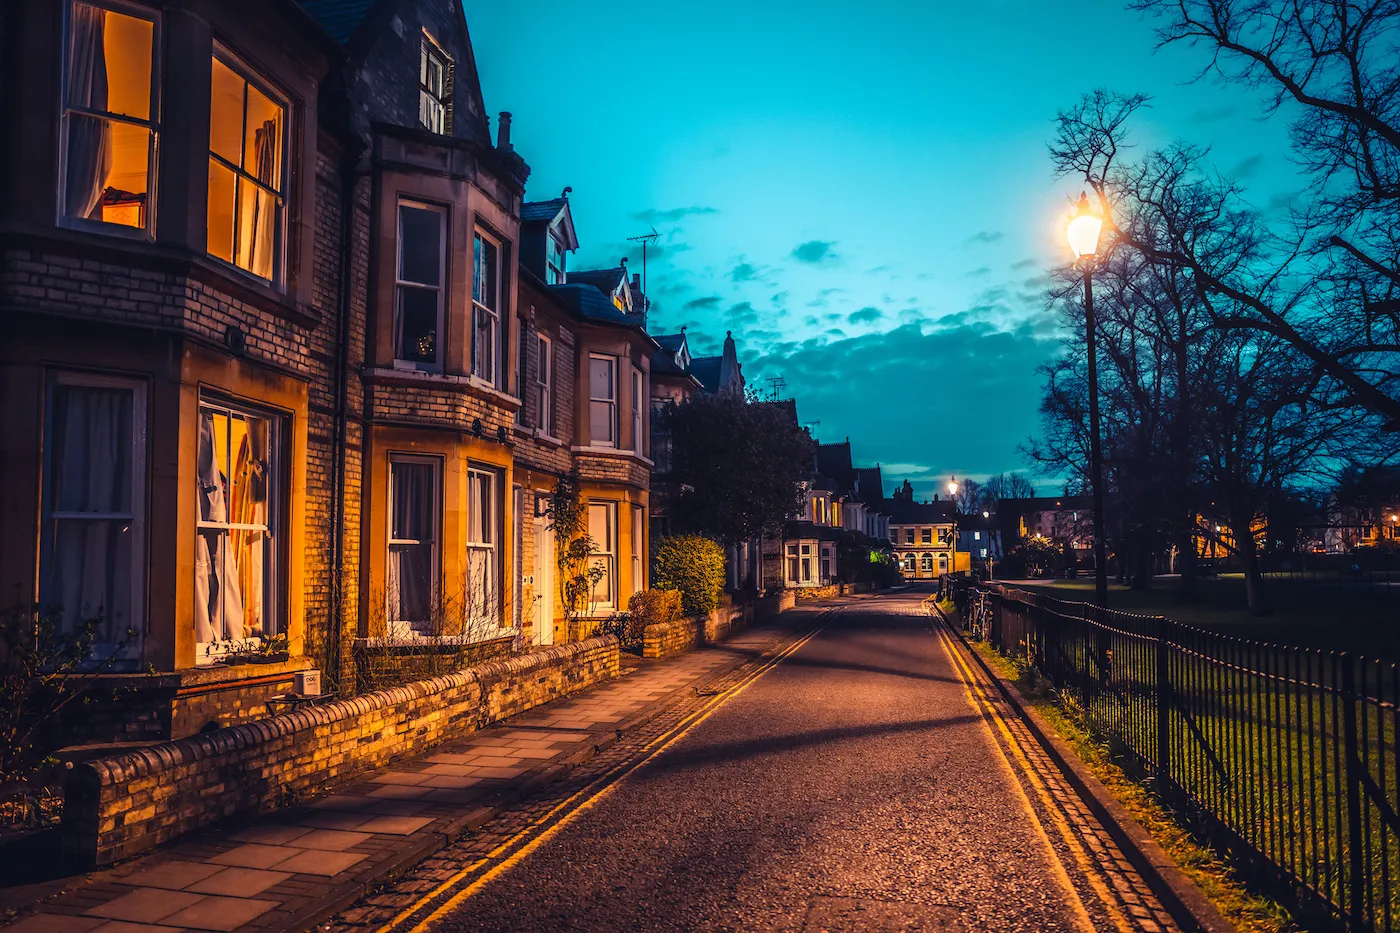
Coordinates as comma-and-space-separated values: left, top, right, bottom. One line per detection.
632, 273, 641, 289
496, 112, 513, 150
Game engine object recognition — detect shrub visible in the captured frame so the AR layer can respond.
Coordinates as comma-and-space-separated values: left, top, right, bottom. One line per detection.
652, 535, 727, 616
628, 589, 683, 630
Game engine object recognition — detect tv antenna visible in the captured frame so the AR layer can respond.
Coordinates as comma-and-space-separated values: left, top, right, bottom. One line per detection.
803, 419, 821, 433
626, 227, 660, 301
765, 375, 787, 401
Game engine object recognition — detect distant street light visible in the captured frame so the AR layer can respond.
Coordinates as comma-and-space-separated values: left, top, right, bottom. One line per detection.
983, 509, 993, 581
1067, 192, 1108, 607
948, 477, 959, 577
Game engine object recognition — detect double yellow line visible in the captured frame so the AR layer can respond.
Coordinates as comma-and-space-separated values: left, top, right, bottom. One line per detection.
931, 616, 1136, 933
373, 617, 830, 933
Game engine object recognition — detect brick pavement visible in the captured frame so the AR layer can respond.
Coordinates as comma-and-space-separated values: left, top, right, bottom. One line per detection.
0, 609, 827, 933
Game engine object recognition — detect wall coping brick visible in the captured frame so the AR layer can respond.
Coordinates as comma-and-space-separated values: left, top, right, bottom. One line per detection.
64, 636, 620, 865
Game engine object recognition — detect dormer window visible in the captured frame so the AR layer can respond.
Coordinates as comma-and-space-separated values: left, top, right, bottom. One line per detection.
546, 236, 565, 285
419, 35, 451, 134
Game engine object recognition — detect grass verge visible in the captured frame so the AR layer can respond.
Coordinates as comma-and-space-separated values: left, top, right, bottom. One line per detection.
943, 599, 1300, 933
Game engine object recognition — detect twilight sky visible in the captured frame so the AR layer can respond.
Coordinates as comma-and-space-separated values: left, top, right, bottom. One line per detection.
464, 0, 1301, 499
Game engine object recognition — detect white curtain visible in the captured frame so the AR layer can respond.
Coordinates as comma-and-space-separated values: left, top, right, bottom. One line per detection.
44, 385, 131, 647
242, 120, 278, 278
195, 411, 246, 645
64, 4, 112, 220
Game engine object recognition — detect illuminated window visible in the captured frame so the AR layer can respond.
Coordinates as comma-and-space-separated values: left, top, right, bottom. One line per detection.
921, 527, 932, 545
419, 35, 451, 134
207, 49, 286, 283
61, 2, 159, 233
394, 201, 445, 369
195, 399, 282, 659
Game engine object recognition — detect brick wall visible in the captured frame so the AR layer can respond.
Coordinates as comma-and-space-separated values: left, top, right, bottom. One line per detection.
62, 636, 620, 866
795, 585, 840, 601
641, 618, 702, 659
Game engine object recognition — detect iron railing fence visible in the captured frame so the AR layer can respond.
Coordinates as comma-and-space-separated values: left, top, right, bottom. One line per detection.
957, 583, 1400, 933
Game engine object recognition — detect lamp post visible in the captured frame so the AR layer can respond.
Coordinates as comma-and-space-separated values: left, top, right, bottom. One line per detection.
948, 477, 959, 577
983, 509, 993, 581
1067, 192, 1109, 607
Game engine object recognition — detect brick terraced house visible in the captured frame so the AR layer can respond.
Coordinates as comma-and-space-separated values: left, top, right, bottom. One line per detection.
0, 0, 656, 746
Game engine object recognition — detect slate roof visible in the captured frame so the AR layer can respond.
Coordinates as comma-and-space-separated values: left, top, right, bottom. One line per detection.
654, 333, 685, 352
689, 356, 723, 393
568, 267, 627, 297
521, 198, 567, 223
651, 348, 689, 377
783, 520, 846, 543
816, 442, 854, 495
853, 466, 885, 503
296, 0, 376, 43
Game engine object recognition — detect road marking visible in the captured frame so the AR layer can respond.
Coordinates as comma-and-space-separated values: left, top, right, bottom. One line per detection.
372, 614, 832, 933
932, 618, 1137, 933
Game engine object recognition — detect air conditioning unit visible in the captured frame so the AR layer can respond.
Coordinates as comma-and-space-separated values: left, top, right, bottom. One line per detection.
294, 669, 322, 697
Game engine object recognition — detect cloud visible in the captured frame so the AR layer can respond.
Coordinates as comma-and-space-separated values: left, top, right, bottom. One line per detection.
825, 328, 848, 339
729, 261, 777, 284
962, 266, 992, 278
847, 306, 883, 325
725, 301, 759, 326
770, 291, 789, 306
791, 240, 838, 264
744, 322, 1060, 500
965, 231, 1004, 246
683, 296, 722, 311
1190, 105, 1239, 124
1011, 257, 1038, 270
631, 206, 719, 223
1230, 154, 1263, 179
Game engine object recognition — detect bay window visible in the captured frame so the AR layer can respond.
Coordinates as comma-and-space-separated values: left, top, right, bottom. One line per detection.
472, 231, 501, 385
387, 456, 439, 636
466, 466, 500, 629
394, 201, 446, 369
207, 48, 286, 283
40, 374, 146, 658
587, 501, 616, 609
631, 505, 645, 596
589, 355, 617, 447
61, 2, 159, 234
195, 399, 281, 658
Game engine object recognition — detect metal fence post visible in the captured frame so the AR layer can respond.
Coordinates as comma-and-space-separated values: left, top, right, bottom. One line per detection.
1156, 618, 1173, 783
1340, 658, 1365, 930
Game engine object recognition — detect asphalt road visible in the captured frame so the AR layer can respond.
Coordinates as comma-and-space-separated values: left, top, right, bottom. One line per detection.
423, 594, 1162, 932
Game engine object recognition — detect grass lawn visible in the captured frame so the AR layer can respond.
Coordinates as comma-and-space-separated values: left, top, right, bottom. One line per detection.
1006, 574, 1400, 659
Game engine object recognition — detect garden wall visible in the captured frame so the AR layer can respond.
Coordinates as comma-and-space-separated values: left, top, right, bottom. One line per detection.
641, 617, 702, 659
61, 636, 620, 866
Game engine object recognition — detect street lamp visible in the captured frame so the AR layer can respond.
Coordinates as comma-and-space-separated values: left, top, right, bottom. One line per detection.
948, 477, 959, 577
983, 509, 993, 581
1067, 192, 1108, 607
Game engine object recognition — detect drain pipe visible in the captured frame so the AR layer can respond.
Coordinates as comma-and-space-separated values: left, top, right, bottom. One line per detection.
328, 136, 367, 694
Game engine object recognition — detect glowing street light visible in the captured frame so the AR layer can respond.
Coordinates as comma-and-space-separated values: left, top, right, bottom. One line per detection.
983, 509, 994, 581
1067, 192, 1108, 607
948, 477, 959, 577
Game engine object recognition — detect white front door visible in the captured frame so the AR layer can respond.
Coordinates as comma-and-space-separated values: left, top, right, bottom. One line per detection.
534, 518, 554, 645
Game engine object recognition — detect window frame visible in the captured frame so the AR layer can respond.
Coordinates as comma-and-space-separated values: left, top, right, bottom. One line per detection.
631, 369, 644, 454
194, 394, 285, 661
587, 501, 617, 610
39, 371, 148, 659
58, 0, 162, 238
546, 235, 565, 285
472, 229, 504, 386
536, 332, 553, 437
465, 464, 501, 631
387, 454, 442, 637
631, 504, 645, 596
588, 354, 618, 448
393, 199, 448, 371
921, 527, 932, 545
206, 43, 290, 286
419, 33, 451, 135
